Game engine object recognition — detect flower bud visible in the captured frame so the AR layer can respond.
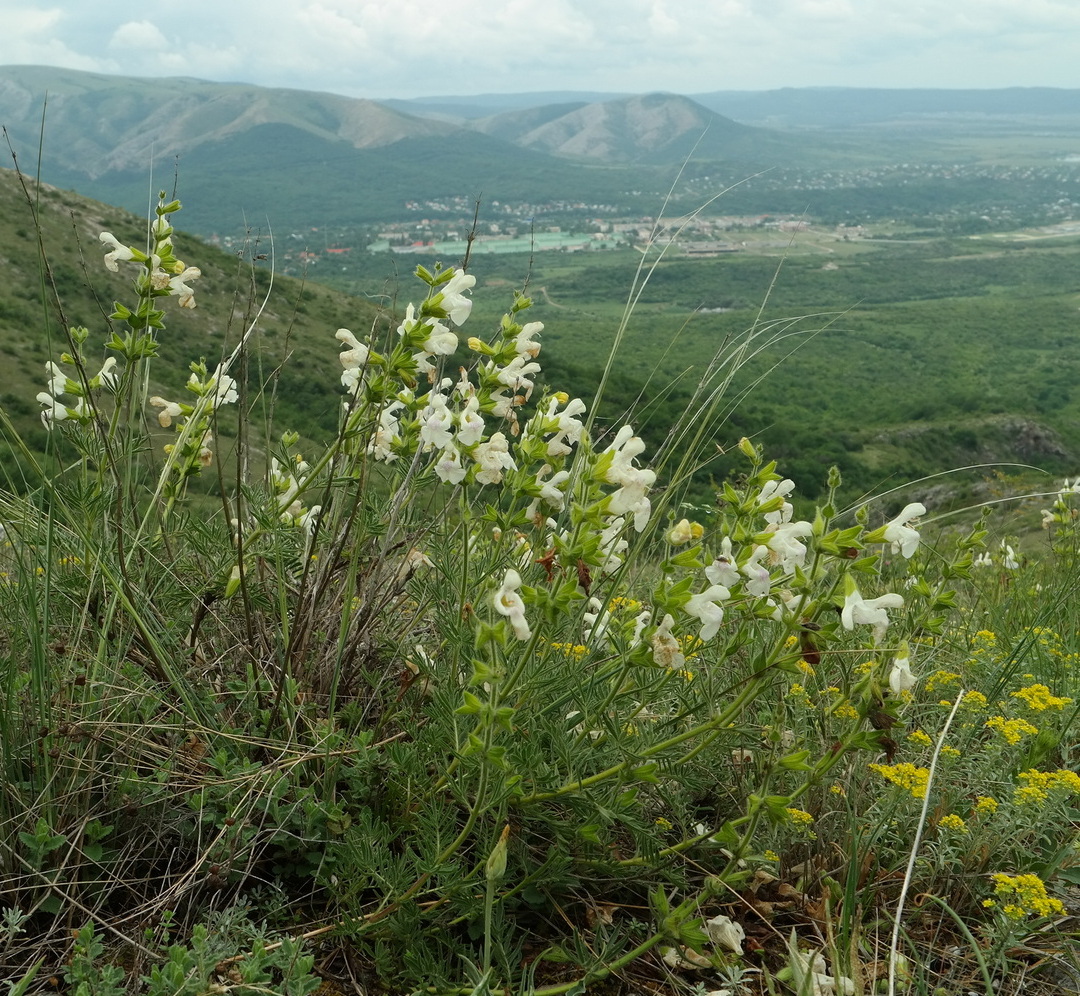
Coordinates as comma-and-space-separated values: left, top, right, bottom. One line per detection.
485, 825, 510, 882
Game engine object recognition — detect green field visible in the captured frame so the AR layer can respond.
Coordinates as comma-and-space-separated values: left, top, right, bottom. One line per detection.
305, 224, 1080, 512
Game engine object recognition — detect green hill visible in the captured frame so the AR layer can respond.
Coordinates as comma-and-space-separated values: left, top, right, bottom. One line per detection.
0, 165, 384, 469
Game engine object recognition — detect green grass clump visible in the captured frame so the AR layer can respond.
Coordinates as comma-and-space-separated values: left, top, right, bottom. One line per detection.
0, 183, 1077, 996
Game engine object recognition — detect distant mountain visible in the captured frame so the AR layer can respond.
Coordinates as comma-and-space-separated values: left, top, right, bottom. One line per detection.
691, 87, 1080, 128
0, 65, 458, 179
472, 93, 810, 164
398, 85, 1080, 130
383, 91, 628, 120
0, 67, 841, 233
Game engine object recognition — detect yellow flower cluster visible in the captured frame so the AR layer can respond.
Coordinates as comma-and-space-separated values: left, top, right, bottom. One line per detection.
785, 808, 817, 839
869, 762, 930, 799
1014, 768, 1080, 805
548, 641, 587, 658
926, 670, 961, 693
1011, 683, 1073, 711
831, 700, 859, 721
959, 690, 988, 710
974, 795, 999, 817
907, 729, 933, 747
937, 814, 968, 833
986, 873, 1066, 919
788, 683, 813, 708
1029, 627, 1080, 668
985, 715, 1039, 745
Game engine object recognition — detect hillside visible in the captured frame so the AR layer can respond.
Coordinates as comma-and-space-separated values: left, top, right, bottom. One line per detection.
472, 92, 813, 165
0, 66, 851, 234
0, 165, 383, 464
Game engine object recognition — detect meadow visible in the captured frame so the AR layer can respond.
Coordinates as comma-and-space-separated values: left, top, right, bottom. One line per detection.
0, 173, 1078, 996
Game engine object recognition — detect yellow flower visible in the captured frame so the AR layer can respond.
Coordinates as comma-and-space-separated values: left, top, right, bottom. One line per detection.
986, 715, 1039, 745
789, 684, 813, 708
549, 641, 587, 658
938, 814, 968, 833
907, 729, 933, 747
785, 808, 817, 839
655, 817, 673, 830
832, 701, 859, 721
1012, 768, 1080, 805
869, 762, 930, 799
764, 849, 780, 861
926, 670, 961, 693
990, 873, 1066, 919
974, 796, 998, 817
959, 690, 988, 710
1011, 684, 1073, 711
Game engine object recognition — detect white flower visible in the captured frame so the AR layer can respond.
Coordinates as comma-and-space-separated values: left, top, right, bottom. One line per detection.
704, 914, 745, 955
45, 361, 69, 396
667, 518, 695, 545
650, 614, 685, 670
419, 393, 454, 451
786, 931, 854, 996
741, 544, 772, 598
973, 552, 993, 567
94, 357, 119, 390
298, 505, 321, 536
438, 270, 476, 324
765, 519, 813, 572
536, 465, 571, 508
840, 580, 904, 644
544, 396, 586, 457
496, 355, 541, 399
434, 444, 467, 484
889, 645, 916, 695
758, 478, 795, 524
582, 597, 610, 643
421, 322, 457, 356
368, 401, 404, 461
149, 396, 184, 428
209, 367, 238, 406
494, 568, 530, 640
514, 321, 543, 357
457, 395, 486, 447
167, 265, 201, 308
1000, 541, 1019, 570
598, 516, 629, 568
685, 584, 730, 641
336, 328, 369, 364
99, 231, 136, 271
706, 537, 741, 588
473, 432, 517, 485
607, 479, 653, 532
882, 502, 926, 558
37, 391, 71, 428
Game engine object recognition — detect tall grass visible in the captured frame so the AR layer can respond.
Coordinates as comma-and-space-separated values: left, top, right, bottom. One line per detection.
0, 179, 1077, 996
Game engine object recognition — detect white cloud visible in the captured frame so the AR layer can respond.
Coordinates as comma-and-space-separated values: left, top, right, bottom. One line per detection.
108, 21, 169, 52
1, 0, 1079, 95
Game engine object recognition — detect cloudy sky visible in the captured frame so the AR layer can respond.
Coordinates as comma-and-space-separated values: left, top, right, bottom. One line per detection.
2, 0, 1078, 98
